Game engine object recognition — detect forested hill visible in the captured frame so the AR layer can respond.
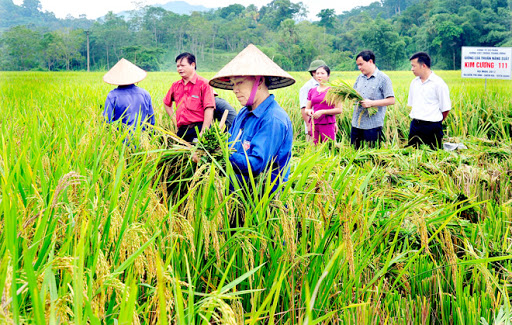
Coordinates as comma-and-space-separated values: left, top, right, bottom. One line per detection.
0, 0, 511, 72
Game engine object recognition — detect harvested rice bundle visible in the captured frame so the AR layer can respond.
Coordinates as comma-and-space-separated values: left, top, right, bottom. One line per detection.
141, 125, 195, 198
325, 79, 378, 126
149, 110, 233, 173
365, 106, 378, 117
355, 105, 379, 127
195, 121, 231, 166
147, 120, 231, 198
325, 79, 363, 105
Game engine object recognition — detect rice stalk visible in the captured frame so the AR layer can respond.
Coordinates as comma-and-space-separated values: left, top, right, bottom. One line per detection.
325, 79, 363, 105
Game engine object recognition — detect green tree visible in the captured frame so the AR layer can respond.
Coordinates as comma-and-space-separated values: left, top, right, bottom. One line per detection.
275, 18, 300, 70
187, 12, 212, 60
140, 6, 169, 47
430, 14, 463, 69
1, 25, 41, 70
40, 29, 85, 71
217, 4, 245, 19
458, 7, 482, 46
296, 21, 333, 69
244, 4, 260, 27
1, 0, 511, 72
217, 15, 250, 51
122, 45, 163, 71
90, 12, 131, 69
61, 29, 85, 70
317, 9, 337, 30
21, 0, 41, 15
358, 17, 406, 70
259, 0, 307, 29
479, 7, 511, 46
41, 31, 65, 70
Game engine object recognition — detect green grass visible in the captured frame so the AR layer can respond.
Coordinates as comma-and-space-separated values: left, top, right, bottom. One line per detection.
1, 71, 512, 323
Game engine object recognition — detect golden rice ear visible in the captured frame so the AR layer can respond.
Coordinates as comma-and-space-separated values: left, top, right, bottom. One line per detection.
325, 79, 364, 106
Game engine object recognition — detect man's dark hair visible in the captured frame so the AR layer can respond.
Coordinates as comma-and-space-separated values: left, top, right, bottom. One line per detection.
356, 50, 376, 64
316, 65, 331, 76
176, 52, 196, 69
409, 52, 431, 68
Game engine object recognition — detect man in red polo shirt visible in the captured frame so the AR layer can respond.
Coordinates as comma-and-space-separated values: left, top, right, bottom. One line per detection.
164, 52, 215, 143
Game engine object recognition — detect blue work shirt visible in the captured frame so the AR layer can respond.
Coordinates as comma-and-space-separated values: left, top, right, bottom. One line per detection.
228, 94, 293, 193
103, 84, 155, 130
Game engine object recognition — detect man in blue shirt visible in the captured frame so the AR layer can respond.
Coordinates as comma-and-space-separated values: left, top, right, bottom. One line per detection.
103, 58, 155, 130
227, 89, 292, 193
209, 44, 295, 194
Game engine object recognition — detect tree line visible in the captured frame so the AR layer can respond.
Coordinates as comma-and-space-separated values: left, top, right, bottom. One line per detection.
0, 0, 510, 72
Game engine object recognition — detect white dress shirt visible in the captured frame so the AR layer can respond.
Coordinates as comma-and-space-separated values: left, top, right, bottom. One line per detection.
408, 71, 451, 122
299, 77, 319, 133
299, 77, 319, 108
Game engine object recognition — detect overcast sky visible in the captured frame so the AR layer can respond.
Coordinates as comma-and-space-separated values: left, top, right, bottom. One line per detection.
15, 0, 377, 20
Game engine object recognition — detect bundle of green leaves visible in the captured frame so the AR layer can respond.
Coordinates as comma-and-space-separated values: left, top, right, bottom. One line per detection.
196, 122, 231, 167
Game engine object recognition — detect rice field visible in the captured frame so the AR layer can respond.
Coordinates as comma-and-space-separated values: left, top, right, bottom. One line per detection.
1, 70, 512, 324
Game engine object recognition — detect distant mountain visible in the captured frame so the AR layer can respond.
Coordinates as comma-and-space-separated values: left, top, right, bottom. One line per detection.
157, 1, 211, 15
114, 1, 212, 19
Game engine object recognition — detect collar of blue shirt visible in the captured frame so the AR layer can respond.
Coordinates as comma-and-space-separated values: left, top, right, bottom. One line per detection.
118, 84, 136, 89
247, 94, 275, 118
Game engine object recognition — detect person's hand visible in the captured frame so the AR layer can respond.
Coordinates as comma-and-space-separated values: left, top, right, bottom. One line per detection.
334, 123, 339, 134
312, 110, 324, 119
192, 152, 200, 163
305, 108, 313, 117
360, 99, 374, 108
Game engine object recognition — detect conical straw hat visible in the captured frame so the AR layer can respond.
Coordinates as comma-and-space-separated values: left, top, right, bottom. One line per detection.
209, 44, 295, 90
103, 58, 147, 86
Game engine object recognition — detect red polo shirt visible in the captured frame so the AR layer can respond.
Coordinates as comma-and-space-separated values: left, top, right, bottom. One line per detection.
163, 73, 215, 128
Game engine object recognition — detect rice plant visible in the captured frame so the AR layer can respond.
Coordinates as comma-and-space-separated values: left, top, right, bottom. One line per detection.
1, 71, 511, 324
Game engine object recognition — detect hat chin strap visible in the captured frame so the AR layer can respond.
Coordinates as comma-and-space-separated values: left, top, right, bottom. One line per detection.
246, 76, 261, 108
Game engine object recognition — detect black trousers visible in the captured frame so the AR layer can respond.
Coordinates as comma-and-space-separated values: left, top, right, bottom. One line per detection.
177, 122, 202, 143
350, 126, 384, 149
407, 119, 443, 150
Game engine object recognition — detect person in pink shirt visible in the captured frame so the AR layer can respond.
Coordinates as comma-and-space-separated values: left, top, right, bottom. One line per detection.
163, 52, 215, 143
304, 65, 343, 144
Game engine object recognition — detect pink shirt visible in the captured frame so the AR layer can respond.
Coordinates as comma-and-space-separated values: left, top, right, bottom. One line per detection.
308, 87, 336, 125
163, 73, 215, 127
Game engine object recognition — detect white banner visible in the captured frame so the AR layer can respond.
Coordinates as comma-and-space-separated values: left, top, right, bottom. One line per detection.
461, 47, 511, 80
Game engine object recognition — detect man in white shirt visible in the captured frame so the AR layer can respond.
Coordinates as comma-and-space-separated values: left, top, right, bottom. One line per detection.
407, 52, 451, 149
299, 59, 326, 138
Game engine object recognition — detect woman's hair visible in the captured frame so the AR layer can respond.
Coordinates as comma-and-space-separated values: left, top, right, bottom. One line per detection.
316, 65, 330, 76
